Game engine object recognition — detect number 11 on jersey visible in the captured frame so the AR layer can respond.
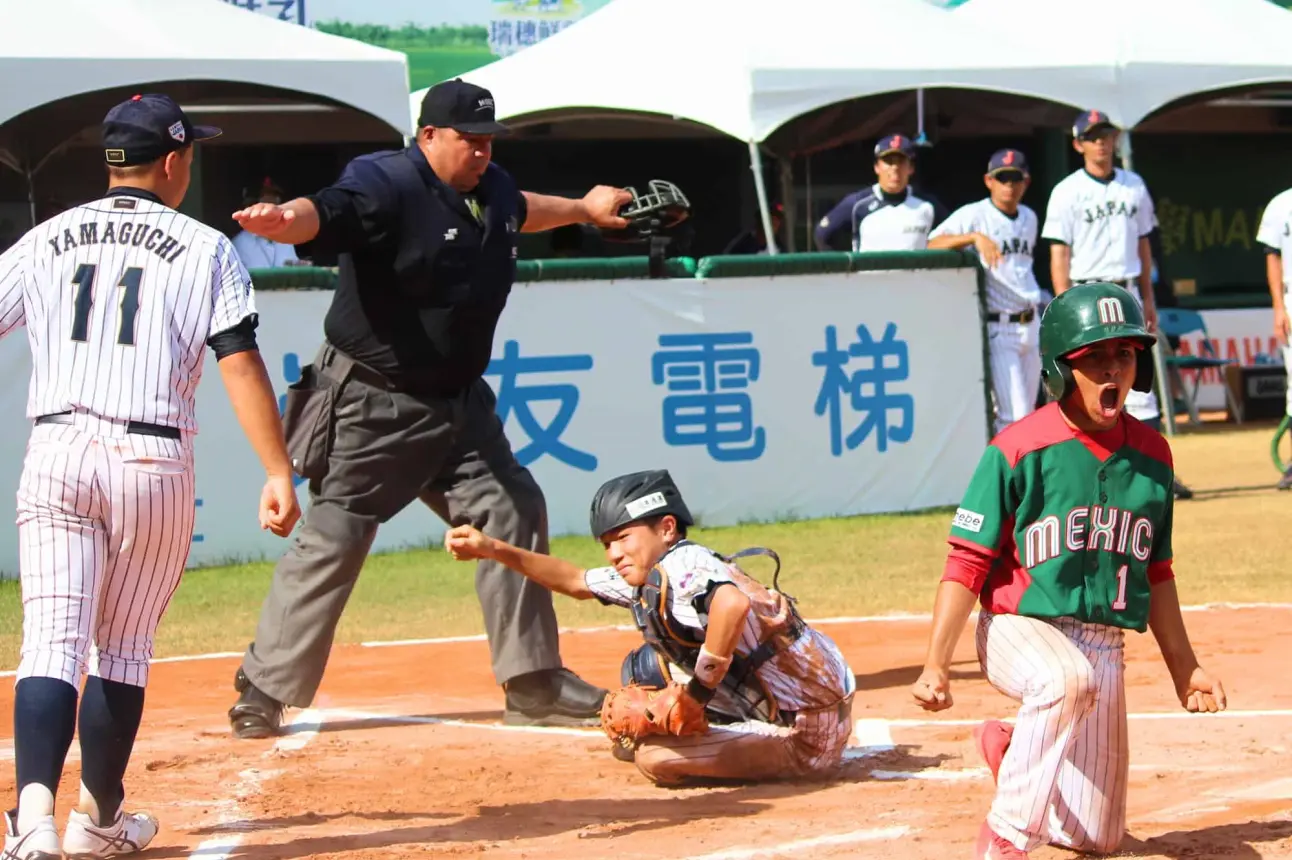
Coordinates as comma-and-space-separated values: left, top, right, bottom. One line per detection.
71, 263, 142, 346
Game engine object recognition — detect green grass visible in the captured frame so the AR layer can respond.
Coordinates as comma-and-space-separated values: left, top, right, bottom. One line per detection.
403, 47, 496, 91
1, 423, 1289, 670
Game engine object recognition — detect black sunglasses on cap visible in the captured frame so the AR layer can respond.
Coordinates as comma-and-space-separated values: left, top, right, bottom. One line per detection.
992, 170, 1027, 184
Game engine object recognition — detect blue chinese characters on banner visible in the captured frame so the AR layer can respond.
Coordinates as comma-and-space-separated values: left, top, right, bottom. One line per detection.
486, 340, 598, 472
652, 332, 766, 462
813, 323, 915, 456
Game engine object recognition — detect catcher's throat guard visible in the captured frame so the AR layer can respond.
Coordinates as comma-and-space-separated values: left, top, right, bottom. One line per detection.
622, 543, 806, 725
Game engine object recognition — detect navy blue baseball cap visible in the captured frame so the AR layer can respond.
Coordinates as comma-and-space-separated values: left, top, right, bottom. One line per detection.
418, 78, 509, 134
874, 134, 916, 159
987, 149, 1029, 176
102, 94, 221, 167
1072, 109, 1118, 139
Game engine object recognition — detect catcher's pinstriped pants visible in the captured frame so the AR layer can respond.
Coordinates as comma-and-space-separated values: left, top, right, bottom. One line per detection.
241, 341, 562, 707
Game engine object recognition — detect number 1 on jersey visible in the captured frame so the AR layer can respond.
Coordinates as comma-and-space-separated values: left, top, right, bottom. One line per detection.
70, 264, 143, 346
1112, 563, 1129, 611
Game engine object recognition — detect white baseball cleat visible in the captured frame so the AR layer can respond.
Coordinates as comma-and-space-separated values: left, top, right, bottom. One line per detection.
63, 809, 158, 858
2, 809, 61, 860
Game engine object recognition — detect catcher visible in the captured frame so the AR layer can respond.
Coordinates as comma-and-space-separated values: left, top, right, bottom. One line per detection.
444, 469, 857, 786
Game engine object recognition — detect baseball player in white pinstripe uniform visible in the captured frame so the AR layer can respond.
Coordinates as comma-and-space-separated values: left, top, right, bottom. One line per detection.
929, 149, 1042, 433
0, 94, 299, 860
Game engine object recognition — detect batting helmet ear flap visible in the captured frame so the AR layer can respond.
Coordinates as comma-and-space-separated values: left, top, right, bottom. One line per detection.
1042, 358, 1074, 401
1132, 346, 1155, 393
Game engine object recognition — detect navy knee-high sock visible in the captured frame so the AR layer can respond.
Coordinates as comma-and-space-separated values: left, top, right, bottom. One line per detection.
13, 677, 79, 815
77, 676, 145, 826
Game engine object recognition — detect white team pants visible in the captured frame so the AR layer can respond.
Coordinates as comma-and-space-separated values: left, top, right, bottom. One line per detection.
1117, 285, 1160, 424
1283, 290, 1292, 417
988, 318, 1041, 435
977, 611, 1129, 855
16, 414, 195, 689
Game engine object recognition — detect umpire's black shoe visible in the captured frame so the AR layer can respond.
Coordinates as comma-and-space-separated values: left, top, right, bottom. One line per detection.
503, 667, 607, 727
1173, 477, 1194, 501
228, 667, 285, 739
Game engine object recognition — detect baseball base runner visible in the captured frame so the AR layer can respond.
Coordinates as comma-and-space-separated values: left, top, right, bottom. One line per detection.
0, 94, 298, 860
910, 283, 1226, 858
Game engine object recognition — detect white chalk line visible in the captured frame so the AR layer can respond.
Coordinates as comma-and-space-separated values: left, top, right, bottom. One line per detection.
185, 708, 322, 860
319, 707, 599, 738
679, 826, 912, 860
4, 600, 1285, 678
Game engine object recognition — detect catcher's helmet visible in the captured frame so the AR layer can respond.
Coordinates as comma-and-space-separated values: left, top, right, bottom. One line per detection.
1040, 282, 1156, 401
589, 470, 694, 540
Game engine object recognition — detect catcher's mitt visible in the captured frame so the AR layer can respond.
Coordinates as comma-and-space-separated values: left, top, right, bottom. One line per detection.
600, 682, 709, 743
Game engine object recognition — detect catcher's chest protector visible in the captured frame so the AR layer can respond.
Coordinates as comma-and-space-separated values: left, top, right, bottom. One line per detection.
628, 543, 807, 725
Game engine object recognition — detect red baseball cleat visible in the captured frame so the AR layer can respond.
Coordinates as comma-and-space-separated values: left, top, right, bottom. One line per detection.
973, 719, 1014, 784
974, 820, 1030, 859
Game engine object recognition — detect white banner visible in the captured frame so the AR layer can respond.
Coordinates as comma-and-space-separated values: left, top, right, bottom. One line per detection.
1171, 308, 1284, 411
0, 268, 989, 578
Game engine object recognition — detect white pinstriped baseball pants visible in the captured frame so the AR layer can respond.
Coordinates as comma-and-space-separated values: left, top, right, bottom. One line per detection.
987, 318, 1041, 434
977, 611, 1129, 855
15, 414, 195, 689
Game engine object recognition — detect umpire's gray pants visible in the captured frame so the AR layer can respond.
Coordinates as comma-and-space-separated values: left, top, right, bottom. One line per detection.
241, 342, 562, 708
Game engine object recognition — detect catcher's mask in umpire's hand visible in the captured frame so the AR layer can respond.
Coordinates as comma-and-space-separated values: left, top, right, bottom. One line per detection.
601, 180, 691, 243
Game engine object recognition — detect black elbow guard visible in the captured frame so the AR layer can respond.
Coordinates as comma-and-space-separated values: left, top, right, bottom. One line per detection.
208, 314, 260, 359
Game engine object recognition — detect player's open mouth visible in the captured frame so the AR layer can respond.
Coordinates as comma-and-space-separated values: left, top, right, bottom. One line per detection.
1097, 385, 1120, 418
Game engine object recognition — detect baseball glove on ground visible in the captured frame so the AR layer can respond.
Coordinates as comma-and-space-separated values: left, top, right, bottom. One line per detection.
600, 682, 709, 743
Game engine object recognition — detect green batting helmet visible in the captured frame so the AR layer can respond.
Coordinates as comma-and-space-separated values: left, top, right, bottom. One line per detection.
1039, 282, 1157, 401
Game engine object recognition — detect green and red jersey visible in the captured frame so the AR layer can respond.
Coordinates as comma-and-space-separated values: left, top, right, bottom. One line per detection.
943, 402, 1175, 632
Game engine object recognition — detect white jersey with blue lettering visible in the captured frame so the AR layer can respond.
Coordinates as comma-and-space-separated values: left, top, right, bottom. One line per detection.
932, 198, 1044, 434
931, 199, 1041, 313
0, 187, 256, 692
0, 190, 256, 432
1041, 168, 1155, 281
815, 184, 941, 252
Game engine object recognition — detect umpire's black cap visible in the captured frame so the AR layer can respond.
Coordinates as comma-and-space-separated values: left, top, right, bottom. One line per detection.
102, 94, 221, 167
418, 78, 509, 135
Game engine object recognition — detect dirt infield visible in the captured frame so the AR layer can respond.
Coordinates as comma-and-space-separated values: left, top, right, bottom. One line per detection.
2, 606, 1291, 859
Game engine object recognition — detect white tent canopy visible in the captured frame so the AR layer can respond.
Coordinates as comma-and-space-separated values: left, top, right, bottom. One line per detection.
0, 0, 412, 135
408, 0, 1115, 145
955, 0, 1292, 129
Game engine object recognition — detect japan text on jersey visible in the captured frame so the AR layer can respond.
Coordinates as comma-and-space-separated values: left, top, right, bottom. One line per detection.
0, 191, 257, 432
929, 199, 1042, 312
1041, 168, 1156, 281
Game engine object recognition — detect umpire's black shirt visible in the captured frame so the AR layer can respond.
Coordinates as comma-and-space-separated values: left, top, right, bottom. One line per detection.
298, 145, 527, 395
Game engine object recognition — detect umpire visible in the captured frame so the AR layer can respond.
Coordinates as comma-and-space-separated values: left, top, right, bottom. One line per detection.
226, 78, 632, 737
